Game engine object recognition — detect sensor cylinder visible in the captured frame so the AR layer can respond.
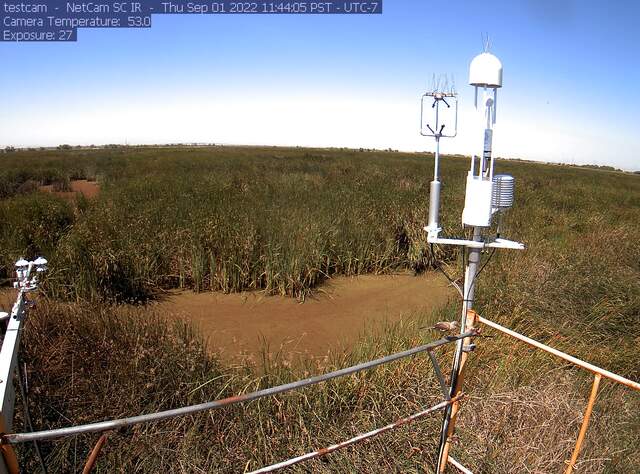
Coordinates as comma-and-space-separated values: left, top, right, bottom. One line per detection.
427, 180, 441, 231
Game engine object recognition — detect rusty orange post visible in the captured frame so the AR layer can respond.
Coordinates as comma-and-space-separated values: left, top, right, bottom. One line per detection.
0, 417, 19, 474
437, 309, 478, 473
0, 443, 19, 474
82, 433, 108, 474
564, 374, 601, 474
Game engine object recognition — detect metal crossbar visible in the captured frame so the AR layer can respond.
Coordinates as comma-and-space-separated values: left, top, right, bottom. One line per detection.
1, 331, 473, 445
475, 315, 640, 474
248, 395, 463, 474
477, 316, 640, 391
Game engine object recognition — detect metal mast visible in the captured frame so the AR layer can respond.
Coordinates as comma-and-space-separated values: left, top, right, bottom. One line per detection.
420, 49, 525, 472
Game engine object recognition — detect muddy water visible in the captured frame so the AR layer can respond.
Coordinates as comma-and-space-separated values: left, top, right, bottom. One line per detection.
0, 273, 454, 363
153, 273, 454, 363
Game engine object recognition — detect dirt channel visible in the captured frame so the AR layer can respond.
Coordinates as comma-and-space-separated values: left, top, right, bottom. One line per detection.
0, 273, 454, 364
153, 273, 454, 363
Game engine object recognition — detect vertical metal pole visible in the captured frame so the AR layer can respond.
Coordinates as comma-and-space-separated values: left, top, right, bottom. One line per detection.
434, 135, 440, 180
0, 260, 44, 474
0, 288, 27, 474
564, 374, 601, 474
436, 229, 482, 472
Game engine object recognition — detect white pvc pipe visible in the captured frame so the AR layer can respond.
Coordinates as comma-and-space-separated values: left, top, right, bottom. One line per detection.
248, 398, 457, 474
478, 316, 640, 391
448, 456, 474, 474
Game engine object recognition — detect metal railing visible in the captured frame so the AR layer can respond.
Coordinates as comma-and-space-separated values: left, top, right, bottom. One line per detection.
1, 331, 473, 445
2, 258, 637, 473
472, 314, 640, 474
248, 395, 462, 474
0, 272, 474, 473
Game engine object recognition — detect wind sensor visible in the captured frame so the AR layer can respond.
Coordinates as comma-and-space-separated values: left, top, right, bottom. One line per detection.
421, 74, 458, 238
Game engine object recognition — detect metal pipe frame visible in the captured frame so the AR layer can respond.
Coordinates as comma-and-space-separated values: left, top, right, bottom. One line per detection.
448, 456, 474, 474
564, 374, 601, 474
0, 288, 29, 474
0, 259, 47, 474
82, 433, 108, 474
477, 316, 639, 472
477, 316, 640, 391
1, 331, 475, 445
248, 395, 463, 474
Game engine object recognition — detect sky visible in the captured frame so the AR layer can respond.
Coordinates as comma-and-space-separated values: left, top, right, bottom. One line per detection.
1, 0, 639, 170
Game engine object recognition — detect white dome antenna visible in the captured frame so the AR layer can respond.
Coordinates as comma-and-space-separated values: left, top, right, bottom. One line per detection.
469, 52, 503, 89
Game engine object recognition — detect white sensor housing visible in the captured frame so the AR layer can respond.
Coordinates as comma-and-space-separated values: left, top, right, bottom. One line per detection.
462, 174, 493, 227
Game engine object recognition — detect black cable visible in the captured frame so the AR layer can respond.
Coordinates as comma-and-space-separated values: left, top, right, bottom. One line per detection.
17, 362, 47, 474
466, 247, 496, 300
437, 233, 497, 470
429, 243, 463, 297
476, 248, 496, 280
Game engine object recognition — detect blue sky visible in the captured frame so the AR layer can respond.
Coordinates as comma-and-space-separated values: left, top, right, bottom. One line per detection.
1, 0, 639, 170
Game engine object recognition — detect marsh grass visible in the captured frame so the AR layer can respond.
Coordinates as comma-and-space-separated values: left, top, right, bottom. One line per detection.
2, 146, 639, 472
17, 301, 451, 473
2, 147, 454, 301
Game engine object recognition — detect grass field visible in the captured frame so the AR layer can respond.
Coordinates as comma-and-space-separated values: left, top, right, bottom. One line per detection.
1, 146, 639, 472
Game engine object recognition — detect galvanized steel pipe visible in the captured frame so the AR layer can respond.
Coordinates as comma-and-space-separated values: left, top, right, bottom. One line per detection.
2, 332, 474, 445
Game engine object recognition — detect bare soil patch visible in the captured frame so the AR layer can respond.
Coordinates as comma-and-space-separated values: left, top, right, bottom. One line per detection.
154, 273, 453, 363
39, 179, 100, 201
0, 289, 17, 314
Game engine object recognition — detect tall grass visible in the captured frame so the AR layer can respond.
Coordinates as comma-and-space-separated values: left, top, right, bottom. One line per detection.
3, 147, 455, 300
17, 301, 452, 473
2, 146, 639, 472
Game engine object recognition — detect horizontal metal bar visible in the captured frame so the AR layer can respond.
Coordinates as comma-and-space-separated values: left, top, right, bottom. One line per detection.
426, 235, 525, 250
424, 233, 525, 250
485, 238, 526, 250
248, 396, 461, 474
478, 316, 640, 391
426, 235, 485, 248
2, 332, 475, 445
